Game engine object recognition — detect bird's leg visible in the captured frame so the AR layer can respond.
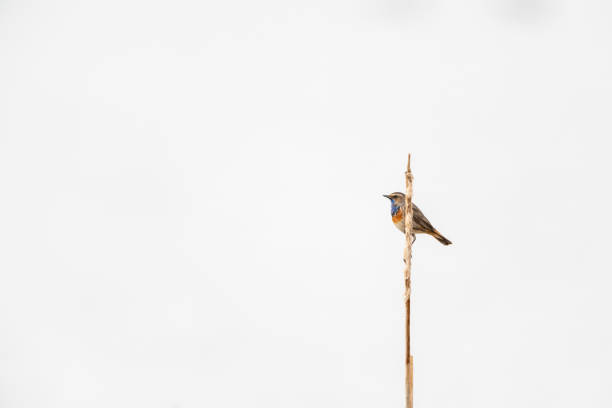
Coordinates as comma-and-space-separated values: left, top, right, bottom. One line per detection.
403, 234, 416, 264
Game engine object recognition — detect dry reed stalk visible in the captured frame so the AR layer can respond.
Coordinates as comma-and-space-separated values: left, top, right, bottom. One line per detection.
404, 154, 414, 408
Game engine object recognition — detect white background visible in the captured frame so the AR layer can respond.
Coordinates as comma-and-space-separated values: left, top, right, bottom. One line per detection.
1, 0, 611, 407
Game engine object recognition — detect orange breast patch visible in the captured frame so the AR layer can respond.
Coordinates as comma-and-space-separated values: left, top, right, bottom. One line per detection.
392, 208, 403, 223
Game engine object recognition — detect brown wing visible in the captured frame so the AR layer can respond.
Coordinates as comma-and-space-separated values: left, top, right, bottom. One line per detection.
411, 203, 436, 234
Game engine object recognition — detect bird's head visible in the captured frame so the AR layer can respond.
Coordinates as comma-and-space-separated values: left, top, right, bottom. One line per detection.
383, 192, 405, 205
383, 192, 405, 215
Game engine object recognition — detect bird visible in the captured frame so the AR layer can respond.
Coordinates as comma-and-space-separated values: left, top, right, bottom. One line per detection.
383, 192, 452, 245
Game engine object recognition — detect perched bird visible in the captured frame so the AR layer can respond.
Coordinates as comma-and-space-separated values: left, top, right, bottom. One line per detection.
383, 192, 452, 245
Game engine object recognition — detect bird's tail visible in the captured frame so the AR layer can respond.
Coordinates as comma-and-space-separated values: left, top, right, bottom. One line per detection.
431, 230, 452, 246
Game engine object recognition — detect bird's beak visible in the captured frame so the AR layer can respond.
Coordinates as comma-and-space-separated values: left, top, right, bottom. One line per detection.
383, 194, 390, 199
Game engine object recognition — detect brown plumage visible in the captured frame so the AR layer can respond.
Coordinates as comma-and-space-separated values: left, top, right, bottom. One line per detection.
383, 192, 452, 246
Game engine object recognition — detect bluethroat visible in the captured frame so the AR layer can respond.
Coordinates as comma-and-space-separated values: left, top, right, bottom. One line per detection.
383, 192, 452, 245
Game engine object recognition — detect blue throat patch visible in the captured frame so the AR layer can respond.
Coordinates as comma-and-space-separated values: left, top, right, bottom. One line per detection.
391, 201, 401, 215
